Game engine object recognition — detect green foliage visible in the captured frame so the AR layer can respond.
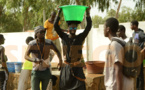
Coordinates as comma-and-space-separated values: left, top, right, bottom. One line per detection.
0, 0, 119, 32
0, 0, 22, 32
118, 6, 145, 22
133, 0, 145, 10
92, 6, 145, 28
131, 8, 145, 21
71, 0, 118, 12
92, 15, 104, 28
118, 6, 132, 22
106, 9, 116, 18
0, 0, 58, 32
1, 0, 145, 32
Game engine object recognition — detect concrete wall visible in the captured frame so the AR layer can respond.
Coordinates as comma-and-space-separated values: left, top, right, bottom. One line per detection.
2, 32, 34, 62
2, 21, 145, 62
2, 30, 92, 62
91, 21, 145, 61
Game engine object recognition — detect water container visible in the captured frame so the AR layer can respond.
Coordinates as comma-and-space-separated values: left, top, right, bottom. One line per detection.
22, 60, 33, 70
14, 62, 23, 73
6, 62, 15, 73
60, 5, 88, 21
85, 61, 105, 74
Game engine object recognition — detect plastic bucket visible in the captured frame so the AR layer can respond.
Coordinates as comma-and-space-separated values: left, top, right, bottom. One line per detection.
60, 5, 88, 21
6, 62, 15, 73
14, 62, 23, 73
22, 60, 33, 70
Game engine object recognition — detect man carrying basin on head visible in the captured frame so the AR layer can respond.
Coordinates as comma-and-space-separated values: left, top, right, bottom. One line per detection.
54, 6, 92, 90
25, 26, 62, 90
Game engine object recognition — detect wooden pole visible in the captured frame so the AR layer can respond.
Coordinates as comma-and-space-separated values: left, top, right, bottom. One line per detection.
116, 0, 122, 18
43, 9, 46, 25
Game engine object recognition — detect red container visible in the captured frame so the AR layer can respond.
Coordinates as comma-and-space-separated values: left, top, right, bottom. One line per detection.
85, 61, 105, 74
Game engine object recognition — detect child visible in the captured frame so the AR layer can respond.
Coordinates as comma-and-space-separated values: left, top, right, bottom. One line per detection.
18, 36, 34, 90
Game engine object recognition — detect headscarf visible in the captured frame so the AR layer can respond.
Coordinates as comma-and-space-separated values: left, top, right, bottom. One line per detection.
34, 26, 45, 39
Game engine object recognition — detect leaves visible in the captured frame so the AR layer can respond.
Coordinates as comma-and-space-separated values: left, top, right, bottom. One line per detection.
92, 6, 145, 28
92, 15, 104, 28
0, 0, 120, 32
2, 0, 145, 32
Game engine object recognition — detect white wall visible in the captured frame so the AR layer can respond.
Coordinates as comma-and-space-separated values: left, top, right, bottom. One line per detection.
2, 32, 34, 62
2, 30, 91, 62
92, 21, 145, 61
2, 21, 145, 62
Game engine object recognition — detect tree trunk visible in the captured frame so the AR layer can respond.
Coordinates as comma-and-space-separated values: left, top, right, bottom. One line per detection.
22, 1, 29, 32
23, 7, 29, 32
75, 0, 85, 29
116, 0, 122, 19
75, 0, 90, 61
43, 9, 46, 25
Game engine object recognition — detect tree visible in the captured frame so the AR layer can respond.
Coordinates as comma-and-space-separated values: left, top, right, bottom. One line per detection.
103, 6, 145, 23
133, 0, 145, 10
0, 0, 23, 32
55, 0, 118, 29
72, 0, 118, 12
104, 9, 116, 19
118, 6, 132, 22
1, 0, 58, 32
116, 0, 122, 18
1, 0, 120, 32
131, 8, 145, 21
92, 15, 104, 28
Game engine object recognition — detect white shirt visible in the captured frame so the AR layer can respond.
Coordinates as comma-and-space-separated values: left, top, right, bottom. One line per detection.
104, 37, 134, 90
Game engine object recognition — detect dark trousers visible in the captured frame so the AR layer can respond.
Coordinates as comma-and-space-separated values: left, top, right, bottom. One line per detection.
31, 69, 51, 90
137, 63, 144, 90
75, 82, 86, 90
0, 71, 7, 90
59, 64, 86, 90
60, 82, 86, 90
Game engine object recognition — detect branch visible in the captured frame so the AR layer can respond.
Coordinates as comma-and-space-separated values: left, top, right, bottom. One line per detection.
75, 0, 81, 5
116, 0, 122, 19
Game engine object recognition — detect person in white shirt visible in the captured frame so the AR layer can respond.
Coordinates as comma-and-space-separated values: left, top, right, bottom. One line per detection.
103, 18, 134, 90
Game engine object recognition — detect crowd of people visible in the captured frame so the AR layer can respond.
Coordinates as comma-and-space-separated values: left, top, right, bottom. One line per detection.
0, 6, 145, 90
